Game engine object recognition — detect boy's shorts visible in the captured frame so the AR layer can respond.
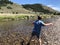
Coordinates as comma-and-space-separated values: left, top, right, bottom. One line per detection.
31, 30, 41, 39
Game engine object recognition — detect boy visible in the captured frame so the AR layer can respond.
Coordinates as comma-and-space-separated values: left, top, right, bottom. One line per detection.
27, 16, 53, 45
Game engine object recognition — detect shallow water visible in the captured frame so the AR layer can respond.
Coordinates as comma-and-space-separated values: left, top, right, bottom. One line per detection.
0, 20, 35, 45
0, 16, 58, 45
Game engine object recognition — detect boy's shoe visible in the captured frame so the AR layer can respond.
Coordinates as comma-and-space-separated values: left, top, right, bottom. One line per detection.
27, 42, 30, 45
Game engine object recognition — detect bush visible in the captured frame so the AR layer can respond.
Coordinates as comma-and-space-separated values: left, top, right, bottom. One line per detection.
0, 12, 3, 14
7, 6, 12, 9
16, 12, 18, 14
0, 7, 1, 9
9, 1, 13, 4
12, 12, 15, 14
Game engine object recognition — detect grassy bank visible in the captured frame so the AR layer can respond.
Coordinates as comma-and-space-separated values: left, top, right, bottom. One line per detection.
0, 14, 57, 21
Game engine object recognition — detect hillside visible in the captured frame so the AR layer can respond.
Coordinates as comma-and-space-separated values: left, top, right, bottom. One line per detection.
0, 1, 32, 14
0, 0, 60, 14
22, 4, 59, 14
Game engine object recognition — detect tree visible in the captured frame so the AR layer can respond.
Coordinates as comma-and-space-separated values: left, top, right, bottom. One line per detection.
0, 0, 13, 4
0, 0, 9, 3
0, 0, 9, 1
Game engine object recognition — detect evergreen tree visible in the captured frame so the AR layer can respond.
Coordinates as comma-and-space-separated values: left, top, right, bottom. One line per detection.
0, 0, 9, 1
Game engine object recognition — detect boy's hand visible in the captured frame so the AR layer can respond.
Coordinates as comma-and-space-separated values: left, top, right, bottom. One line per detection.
44, 23, 53, 26
50, 23, 53, 25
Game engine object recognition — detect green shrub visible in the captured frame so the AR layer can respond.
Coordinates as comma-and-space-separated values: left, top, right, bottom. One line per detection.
0, 7, 1, 9
0, 12, 3, 14
7, 6, 12, 9
12, 12, 15, 14
16, 12, 18, 14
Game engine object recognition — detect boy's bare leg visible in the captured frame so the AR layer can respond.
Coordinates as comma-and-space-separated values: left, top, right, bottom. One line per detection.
27, 35, 33, 45
39, 38, 42, 45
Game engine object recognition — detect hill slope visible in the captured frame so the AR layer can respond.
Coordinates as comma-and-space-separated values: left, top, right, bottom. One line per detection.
22, 4, 59, 14
0, 1, 60, 14
0, 1, 32, 14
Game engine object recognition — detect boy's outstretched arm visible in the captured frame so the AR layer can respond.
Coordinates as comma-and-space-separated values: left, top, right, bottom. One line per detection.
44, 23, 53, 26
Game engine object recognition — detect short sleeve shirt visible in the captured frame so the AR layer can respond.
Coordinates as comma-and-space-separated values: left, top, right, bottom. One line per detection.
33, 20, 45, 32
